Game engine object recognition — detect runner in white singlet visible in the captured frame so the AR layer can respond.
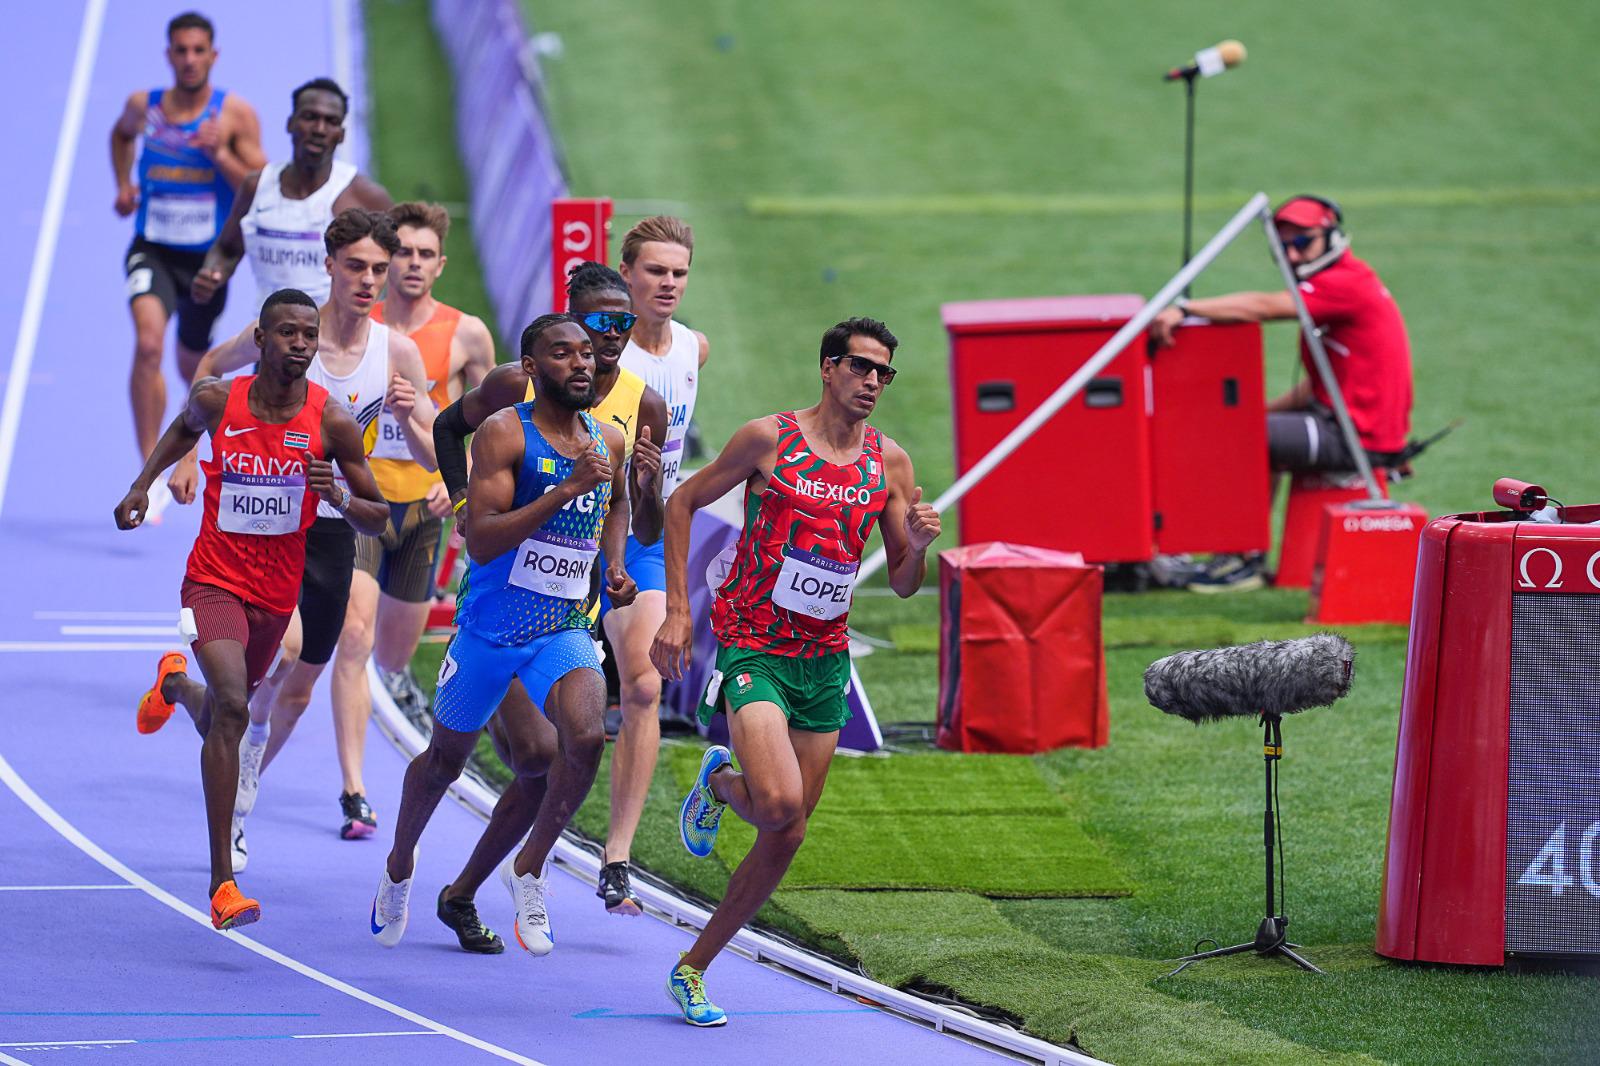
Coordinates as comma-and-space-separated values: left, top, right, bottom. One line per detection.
191, 77, 391, 311
182, 209, 434, 861
602, 217, 711, 898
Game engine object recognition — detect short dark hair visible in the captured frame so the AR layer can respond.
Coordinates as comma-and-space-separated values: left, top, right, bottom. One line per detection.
324, 208, 399, 257
520, 313, 579, 358
820, 317, 898, 367
566, 261, 630, 309
167, 12, 214, 42
291, 77, 349, 121
260, 288, 318, 324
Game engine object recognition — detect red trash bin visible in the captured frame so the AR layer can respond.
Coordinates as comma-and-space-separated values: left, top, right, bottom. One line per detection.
936, 542, 1108, 754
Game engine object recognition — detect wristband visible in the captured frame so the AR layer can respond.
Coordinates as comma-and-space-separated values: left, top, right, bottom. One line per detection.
452, 497, 467, 514
1172, 296, 1191, 316
332, 484, 351, 513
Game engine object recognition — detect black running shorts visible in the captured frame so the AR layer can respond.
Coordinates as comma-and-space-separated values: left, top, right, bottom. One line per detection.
299, 517, 357, 666
124, 237, 230, 352
354, 500, 444, 604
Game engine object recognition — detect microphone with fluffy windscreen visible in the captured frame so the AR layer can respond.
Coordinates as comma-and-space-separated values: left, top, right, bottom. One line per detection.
1144, 634, 1355, 723
1146, 634, 1356, 978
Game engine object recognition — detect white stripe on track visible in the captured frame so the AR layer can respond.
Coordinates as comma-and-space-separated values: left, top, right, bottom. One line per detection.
0, 642, 175, 653
0, 1050, 35, 1066
34, 611, 175, 622
59, 625, 179, 636
0, 0, 107, 520
0, 750, 547, 1066
0, 883, 140, 891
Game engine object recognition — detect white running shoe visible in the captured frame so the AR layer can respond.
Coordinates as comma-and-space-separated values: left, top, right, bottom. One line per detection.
235, 733, 266, 817
502, 858, 554, 956
230, 813, 248, 873
371, 849, 417, 948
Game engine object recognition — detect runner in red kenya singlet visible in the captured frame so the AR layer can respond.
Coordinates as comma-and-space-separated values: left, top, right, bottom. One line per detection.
115, 289, 388, 929
649, 317, 942, 1026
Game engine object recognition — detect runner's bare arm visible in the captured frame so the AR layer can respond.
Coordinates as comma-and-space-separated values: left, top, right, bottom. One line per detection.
435, 363, 529, 509
877, 439, 941, 598
335, 175, 393, 213
387, 333, 438, 471
114, 378, 228, 529
629, 386, 669, 545
598, 422, 637, 609
170, 326, 262, 503
110, 92, 147, 217
193, 170, 260, 304
695, 329, 710, 369
317, 404, 388, 536
464, 409, 607, 564
650, 417, 779, 681
453, 314, 497, 393
204, 94, 265, 187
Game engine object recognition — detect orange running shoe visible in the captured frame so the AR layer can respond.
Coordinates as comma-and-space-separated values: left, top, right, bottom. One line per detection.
210, 880, 261, 930
136, 652, 188, 735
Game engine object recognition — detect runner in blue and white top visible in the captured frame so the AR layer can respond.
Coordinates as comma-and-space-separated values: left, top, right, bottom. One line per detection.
110, 11, 263, 461
602, 216, 711, 900
374, 314, 635, 959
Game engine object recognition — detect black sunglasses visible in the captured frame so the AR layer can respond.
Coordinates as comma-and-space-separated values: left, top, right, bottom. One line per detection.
830, 354, 897, 384
1280, 232, 1321, 252
578, 311, 637, 334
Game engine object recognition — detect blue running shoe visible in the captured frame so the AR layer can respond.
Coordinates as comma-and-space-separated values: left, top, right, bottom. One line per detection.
667, 956, 727, 1027
679, 745, 731, 858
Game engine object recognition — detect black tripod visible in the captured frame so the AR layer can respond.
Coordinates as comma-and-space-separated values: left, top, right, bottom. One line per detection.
1166, 714, 1324, 976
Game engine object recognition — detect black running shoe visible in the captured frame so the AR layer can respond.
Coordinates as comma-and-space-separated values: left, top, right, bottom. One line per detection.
339, 791, 378, 840
597, 860, 642, 916
437, 888, 505, 954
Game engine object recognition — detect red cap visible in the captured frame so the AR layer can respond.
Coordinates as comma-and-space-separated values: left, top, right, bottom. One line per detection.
1274, 197, 1338, 229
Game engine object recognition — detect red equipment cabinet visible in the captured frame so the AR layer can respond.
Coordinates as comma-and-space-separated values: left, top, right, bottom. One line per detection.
943, 296, 1268, 563
1377, 498, 1600, 965
936, 542, 1108, 754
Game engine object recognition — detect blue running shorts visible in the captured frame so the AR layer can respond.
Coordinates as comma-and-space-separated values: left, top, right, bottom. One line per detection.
432, 626, 601, 733
598, 533, 667, 617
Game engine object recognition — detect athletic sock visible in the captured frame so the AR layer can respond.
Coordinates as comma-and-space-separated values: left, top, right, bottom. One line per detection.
247, 720, 270, 746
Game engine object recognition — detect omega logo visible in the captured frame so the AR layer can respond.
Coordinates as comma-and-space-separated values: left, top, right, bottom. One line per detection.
1516, 547, 1600, 591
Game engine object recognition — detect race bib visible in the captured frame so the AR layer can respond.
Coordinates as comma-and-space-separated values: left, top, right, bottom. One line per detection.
249, 226, 325, 290
660, 436, 685, 496
144, 191, 217, 246
370, 408, 413, 461
217, 472, 302, 536
508, 529, 599, 600
771, 546, 857, 621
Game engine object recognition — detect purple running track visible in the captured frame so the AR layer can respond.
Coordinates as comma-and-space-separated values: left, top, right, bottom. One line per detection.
0, 4, 1010, 1064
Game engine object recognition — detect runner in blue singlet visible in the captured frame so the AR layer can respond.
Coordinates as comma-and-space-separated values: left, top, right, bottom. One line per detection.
372, 314, 636, 959
110, 12, 263, 462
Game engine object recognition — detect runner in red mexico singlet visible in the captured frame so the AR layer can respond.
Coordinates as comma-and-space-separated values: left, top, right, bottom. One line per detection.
114, 289, 389, 933
648, 317, 941, 1027
710, 411, 886, 657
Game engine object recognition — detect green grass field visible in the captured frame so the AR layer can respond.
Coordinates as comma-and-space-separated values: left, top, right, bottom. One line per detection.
368, 0, 1599, 1061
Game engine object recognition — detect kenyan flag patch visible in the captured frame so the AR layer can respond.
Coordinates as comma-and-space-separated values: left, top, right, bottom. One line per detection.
283, 429, 311, 450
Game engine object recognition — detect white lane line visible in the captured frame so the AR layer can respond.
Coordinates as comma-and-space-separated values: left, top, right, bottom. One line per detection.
0, 884, 141, 891
0, 0, 107, 520
59, 625, 178, 637
0, 750, 547, 1066
0, 1031, 437, 1048
0, 642, 174, 653
0, 1050, 34, 1066
35, 611, 175, 622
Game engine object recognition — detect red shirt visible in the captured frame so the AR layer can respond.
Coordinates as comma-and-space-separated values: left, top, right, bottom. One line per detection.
186, 377, 328, 614
1296, 251, 1413, 454
711, 412, 887, 658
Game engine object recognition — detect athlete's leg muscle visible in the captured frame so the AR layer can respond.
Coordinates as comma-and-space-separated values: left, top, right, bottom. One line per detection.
386, 720, 480, 882
330, 570, 380, 795
192, 637, 251, 895
373, 594, 431, 675
446, 683, 556, 900
602, 590, 666, 861
128, 295, 169, 458
513, 668, 606, 878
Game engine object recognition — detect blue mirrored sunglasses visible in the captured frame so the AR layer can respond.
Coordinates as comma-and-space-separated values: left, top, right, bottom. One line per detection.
579, 311, 637, 334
